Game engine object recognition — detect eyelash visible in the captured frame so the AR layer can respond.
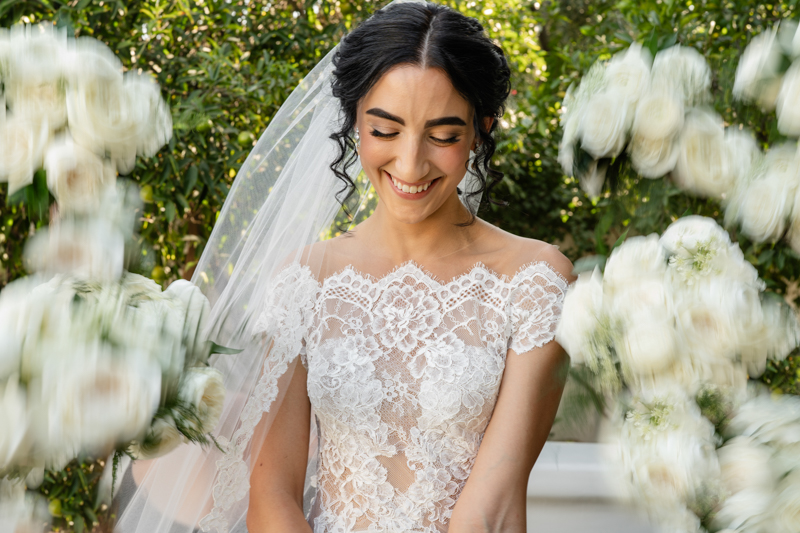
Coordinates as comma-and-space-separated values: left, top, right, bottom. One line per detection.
368, 129, 460, 144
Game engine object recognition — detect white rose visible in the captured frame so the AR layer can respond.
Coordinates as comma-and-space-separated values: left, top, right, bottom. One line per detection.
734, 28, 784, 110
0, 116, 50, 195
124, 72, 173, 159
660, 215, 732, 253
23, 219, 125, 282
660, 216, 751, 285
120, 272, 163, 302
651, 45, 712, 106
723, 128, 760, 192
777, 62, 800, 136
0, 277, 77, 380
177, 367, 225, 434
616, 316, 677, 376
164, 280, 212, 364
718, 436, 776, 495
44, 135, 117, 213
727, 393, 800, 447
603, 43, 652, 103
4, 24, 68, 85
129, 297, 186, 384
628, 90, 684, 178
40, 344, 162, 453
713, 488, 773, 532
673, 108, 736, 198
64, 36, 124, 86
674, 279, 740, 361
130, 416, 186, 460
740, 298, 800, 376
579, 91, 631, 159
0, 374, 29, 469
67, 71, 171, 174
620, 416, 718, 502
769, 469, 800, 533
603, 234, 667, 292
555, 268, 604, 364
730, 144, 799, 243
5, 82, 66, 130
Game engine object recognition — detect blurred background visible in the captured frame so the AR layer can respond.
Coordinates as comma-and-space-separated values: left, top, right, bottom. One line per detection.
2, 1, 800, 531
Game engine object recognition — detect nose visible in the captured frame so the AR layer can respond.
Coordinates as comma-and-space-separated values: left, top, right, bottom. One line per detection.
393, 135, 430, 183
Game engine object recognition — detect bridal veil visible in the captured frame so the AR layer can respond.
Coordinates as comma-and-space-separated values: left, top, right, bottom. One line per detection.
113, 1, 484, 531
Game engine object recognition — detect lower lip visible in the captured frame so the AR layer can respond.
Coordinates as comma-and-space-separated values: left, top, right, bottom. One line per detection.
385, 171, 438, 200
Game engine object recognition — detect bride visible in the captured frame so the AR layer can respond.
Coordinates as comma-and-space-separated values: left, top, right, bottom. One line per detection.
116, 1, 574, 532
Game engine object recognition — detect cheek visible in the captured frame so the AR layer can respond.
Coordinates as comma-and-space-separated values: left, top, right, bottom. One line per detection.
434, 145, 472, 176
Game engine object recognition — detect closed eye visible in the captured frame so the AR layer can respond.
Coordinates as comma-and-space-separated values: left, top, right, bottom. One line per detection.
369, 129, 398, 139
431, 136, 460, 144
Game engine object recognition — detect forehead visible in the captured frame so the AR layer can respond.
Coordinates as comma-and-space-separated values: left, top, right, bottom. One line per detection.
360, 65, 471, 121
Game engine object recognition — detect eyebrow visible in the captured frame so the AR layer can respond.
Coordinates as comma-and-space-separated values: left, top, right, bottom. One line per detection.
365, 107, 468, 128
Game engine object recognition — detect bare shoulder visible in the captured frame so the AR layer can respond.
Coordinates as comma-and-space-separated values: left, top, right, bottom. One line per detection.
475, 220, 575, 282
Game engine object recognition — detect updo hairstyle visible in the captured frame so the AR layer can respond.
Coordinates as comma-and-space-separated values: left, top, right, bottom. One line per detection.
329, 2, 512, 216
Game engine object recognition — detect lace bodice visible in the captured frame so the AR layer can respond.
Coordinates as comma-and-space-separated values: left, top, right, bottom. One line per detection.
198, 260, 567, 533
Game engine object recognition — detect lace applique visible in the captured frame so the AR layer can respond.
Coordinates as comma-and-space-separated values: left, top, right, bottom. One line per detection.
304, 261, 567, 532
199, 263, 319, 533
200, 260, 567, 533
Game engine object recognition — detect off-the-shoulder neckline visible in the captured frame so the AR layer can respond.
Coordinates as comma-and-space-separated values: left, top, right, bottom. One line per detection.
286, 259, 570, 289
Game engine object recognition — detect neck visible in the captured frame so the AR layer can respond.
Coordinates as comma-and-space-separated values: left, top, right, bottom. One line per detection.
360, 193, 481, 265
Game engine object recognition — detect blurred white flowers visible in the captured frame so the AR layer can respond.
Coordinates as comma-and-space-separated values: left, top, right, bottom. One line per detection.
0, 116, 50, 195
558, 217, 800, 533
0, 23, 171, 198
673, 109, 737, 199
44, 135, 117, 213
734, 27, 784, 110
559, 44, 712, 197
0, 23, 229, 526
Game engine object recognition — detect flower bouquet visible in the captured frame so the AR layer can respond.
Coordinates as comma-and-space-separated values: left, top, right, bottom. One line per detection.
0, 24, 232, 533
556, 216, 800, 532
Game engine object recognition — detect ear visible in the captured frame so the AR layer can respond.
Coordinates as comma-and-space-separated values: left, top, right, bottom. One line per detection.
471, 117, 496, 150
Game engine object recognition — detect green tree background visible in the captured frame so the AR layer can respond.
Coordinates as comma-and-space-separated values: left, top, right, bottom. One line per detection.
2, 0, 800, 529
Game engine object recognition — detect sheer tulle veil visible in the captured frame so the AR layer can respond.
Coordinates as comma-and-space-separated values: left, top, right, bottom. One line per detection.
114, 1, 482, 531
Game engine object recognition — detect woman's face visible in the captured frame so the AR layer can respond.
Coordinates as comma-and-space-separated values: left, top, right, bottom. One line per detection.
356, 65, 477, 225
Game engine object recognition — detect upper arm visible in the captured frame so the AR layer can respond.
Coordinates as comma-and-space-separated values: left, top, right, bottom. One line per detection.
250, 356, 311, 506
449, 246, 574, 531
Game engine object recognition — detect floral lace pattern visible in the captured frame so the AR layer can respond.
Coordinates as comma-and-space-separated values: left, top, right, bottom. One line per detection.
200, 260, 567, 533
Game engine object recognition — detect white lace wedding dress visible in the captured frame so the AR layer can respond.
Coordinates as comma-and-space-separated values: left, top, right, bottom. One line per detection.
200, 259, 567, 533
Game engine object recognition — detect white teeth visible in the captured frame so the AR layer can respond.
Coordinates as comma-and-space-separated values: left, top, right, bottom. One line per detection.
390, 173, 432, 194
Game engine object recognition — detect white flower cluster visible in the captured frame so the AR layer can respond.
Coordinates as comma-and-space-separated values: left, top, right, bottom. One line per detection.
0, 24, 171, 210
557, 217, 800, 531
557, 216, 798, 395
734, 21, 800, 128
559, 44, 722, 196
714, 393, 800, 533
721, 141, 800, 252
0, 269, 225, 481
0, 23, 225, 511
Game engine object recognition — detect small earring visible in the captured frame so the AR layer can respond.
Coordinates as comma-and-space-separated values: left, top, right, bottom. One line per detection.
354, 128, 361, 150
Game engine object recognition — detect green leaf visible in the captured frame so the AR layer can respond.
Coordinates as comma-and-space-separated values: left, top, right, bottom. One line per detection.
184, 165, 199, 197
611, 228, 630, 251
166, 201, 177, 223
208, 341, 243, 355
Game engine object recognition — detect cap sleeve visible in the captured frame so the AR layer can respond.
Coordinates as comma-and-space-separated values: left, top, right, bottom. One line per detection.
507, 262, 569, 355
253, 262, 319, 368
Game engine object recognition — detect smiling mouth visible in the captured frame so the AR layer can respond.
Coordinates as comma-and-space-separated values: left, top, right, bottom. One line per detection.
385, 170, 439, 197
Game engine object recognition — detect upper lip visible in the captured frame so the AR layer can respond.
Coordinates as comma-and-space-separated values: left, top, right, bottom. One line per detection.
384, 170, 438, 187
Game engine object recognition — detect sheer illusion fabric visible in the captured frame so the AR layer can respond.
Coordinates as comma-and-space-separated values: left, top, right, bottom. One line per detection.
111, 1, 564, 531
260, 259, 568, 532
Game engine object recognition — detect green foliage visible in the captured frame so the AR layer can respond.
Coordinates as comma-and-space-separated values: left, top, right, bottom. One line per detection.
38, 457, 109, 533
